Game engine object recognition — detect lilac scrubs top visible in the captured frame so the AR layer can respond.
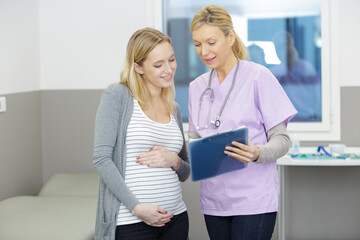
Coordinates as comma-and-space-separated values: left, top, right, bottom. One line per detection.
188, 60, 297, 216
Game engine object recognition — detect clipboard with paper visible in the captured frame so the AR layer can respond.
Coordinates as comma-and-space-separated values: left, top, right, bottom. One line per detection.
189, 126, 248, 181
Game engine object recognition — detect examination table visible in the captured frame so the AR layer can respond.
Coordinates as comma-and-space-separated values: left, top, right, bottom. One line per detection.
0, 172, 99, 240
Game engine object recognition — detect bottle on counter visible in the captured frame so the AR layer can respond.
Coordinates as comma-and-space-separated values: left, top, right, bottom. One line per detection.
291, 134, 300, 155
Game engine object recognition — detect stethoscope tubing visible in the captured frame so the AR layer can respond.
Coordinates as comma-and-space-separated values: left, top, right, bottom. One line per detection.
196, 57, 240, 129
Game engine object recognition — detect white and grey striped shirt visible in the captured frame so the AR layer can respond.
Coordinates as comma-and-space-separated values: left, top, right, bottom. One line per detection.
117, 99, 187, 225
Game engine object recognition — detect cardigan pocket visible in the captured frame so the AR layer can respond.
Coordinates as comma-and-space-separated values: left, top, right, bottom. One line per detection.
97, 182, 117, 240
99, 212, 114, 240
100, 220, 112, 240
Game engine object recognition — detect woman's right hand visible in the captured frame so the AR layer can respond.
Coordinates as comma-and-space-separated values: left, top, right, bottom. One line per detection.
131, 204, 173, 227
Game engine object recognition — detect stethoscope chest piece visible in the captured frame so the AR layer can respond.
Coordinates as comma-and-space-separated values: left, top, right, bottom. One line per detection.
210, 118, 221, 128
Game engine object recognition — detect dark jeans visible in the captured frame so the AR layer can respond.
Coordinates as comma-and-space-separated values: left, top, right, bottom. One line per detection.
204, 212, 277, 240
115, 211, 189, 240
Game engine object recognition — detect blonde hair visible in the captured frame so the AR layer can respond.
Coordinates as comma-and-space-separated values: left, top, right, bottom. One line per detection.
120, 28, 175, 113
191, 5, 248, 60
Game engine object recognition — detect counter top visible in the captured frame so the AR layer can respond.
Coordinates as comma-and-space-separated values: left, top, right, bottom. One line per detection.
277, 147, 360, 166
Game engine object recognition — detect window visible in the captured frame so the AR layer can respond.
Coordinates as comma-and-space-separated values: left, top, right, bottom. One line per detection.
158, 0, 340, 141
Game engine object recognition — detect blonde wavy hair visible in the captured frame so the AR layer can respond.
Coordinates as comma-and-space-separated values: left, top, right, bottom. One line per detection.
120, 28, 175, 113
191, 5, 248, 60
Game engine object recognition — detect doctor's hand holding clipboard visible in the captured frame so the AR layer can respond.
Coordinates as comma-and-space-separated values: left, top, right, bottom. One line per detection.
188, 126, 260, 181
223, 139, 260, 164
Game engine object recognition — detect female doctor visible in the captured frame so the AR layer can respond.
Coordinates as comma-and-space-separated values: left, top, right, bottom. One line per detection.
188, 5, 297, 240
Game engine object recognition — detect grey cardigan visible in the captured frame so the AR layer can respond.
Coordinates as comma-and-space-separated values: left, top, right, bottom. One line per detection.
92, 83, 190, 240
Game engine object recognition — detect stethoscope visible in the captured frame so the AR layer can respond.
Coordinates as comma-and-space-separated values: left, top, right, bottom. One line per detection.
196, 57, 240, 130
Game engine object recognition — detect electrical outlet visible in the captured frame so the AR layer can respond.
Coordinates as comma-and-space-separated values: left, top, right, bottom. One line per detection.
0, 96, 7, 112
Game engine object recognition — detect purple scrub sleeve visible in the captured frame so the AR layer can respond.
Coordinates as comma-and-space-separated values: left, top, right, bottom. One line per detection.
254, 67, 296, 131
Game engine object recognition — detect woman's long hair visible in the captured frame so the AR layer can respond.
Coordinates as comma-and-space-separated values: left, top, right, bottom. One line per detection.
120, 28, 175, 113
191, 5, 248, 60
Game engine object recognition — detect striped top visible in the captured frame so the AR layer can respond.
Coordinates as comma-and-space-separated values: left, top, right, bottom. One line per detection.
117, 99, 187, 225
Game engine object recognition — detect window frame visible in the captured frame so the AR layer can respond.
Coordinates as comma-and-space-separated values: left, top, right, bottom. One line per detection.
149, 0, 340, 141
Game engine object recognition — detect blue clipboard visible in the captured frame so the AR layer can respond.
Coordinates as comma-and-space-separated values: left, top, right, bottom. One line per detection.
189, 126, 248, 181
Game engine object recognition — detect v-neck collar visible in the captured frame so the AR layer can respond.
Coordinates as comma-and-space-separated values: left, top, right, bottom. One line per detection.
211, 60, 241, 90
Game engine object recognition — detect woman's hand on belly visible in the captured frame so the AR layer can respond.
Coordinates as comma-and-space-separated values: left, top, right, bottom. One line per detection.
136, 146, 181, 170
131, 204, 174, 227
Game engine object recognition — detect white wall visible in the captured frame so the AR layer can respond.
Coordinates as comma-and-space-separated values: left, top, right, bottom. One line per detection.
0, 0, 41, 95
39, 0, 151, 90
339, 0, 360, 87
0, 0, 158, 95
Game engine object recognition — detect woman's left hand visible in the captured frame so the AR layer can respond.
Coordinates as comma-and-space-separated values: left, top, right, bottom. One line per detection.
136, 146, 181, 170
224, 141, 260, 163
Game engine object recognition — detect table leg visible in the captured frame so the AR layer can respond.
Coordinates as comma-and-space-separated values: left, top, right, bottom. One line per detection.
278, 165, 285, 240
